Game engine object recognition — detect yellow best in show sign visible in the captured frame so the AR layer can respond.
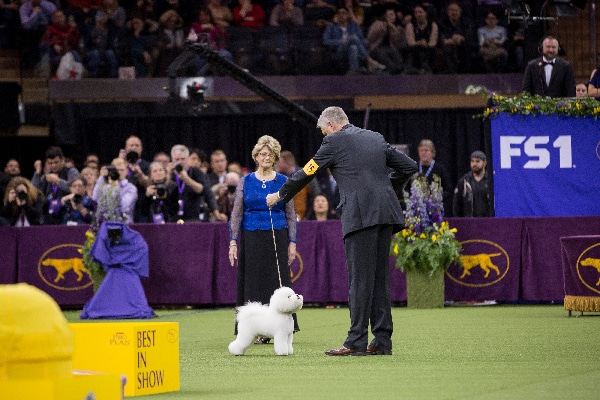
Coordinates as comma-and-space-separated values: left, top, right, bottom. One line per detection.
70, 321, 180, 397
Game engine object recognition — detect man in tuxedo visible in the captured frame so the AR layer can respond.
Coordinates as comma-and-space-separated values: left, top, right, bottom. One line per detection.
521, 35, 575, 98
266, 107, 418, 356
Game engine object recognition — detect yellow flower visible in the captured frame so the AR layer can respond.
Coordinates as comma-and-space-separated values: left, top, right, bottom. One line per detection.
393, 244, 399, 255
431, 235, 437, 242
420, 233, 426, 239
451, 228, 457, 233
402, 229, 410, 237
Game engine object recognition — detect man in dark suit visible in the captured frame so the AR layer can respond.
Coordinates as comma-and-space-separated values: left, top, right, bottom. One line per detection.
266, 107, 418, 356
521, 35, 575, 98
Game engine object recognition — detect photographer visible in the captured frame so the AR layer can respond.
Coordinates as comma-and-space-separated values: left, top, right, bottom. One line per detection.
119, 135, 151, 222
169, 144, 226, 223
59, 176, 96, 225
93, 158, 138, 224
211, 171, 240, 220
0, 177, 44, 226
31, 146, 79, 224
140, 162, 177, 223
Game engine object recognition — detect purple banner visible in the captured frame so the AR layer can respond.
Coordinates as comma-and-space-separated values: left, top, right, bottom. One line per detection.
445, 217, 522, 302
17, 225, 92, 306
521, 217, 600, 301
0, 227, 18, 284
561, 236, 600, 297
8, 217, 600, 306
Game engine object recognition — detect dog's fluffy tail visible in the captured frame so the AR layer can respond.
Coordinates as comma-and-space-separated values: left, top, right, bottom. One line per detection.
235, 302, 266, 322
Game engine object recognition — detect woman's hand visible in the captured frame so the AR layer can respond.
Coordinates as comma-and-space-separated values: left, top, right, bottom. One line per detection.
288, 242, 296, 265
229, 242, 237, 266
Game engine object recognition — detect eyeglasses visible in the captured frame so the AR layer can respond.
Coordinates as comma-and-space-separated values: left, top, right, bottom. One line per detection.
258, 152, 274, 159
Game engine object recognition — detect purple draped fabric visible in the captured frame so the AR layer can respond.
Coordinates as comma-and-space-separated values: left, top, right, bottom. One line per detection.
561, 236, 600, 297
81, 222, 155, 319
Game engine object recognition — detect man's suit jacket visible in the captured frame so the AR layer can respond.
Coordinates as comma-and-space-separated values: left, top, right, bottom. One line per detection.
279, 124, 418, 238
521, 57, 576, 98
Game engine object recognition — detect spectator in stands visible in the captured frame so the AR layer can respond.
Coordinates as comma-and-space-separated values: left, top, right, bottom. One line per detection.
151, 9, 185, 76
305, 193, 337, 220
416, 139, 453, 217
80, 166, 99, 198
228, 135, 299, 340
38, 9, 82, 79
155, 0, 194, 27
98, 0, 127, 39
323, 7, 385, 74
269, 0, 304, 27
207, 0, 233, 29
140, 161, 177, 223
59, 176, 95, 225
169, 144, 227, 222
404, 3, 438, 74
438, 1, 475, 74
0, 159, 21, 201
276, 150, 321, 220
189, 7, 233, 76
304, 0, 335, 27
84, 153, 100, 169
522, 35, 575, 98
506, 20, 524, 72
153, 151, 171, 168
366, 6, 405, 74
19, 0, 57, 68
477, 10, 507, 72
212, 170, 240, 220
576, 82, 588, 98
232, 0, 266, 30
0, 177, 44, 226
85, 10, 119, 77
63, 0, 101, 33
587, 56, 600, 98
188, 148, 208, 174
343, 0, 365, 28
118, 14, 158, 77
129, 0, 159, 23
452, 150, 493, 217
228, 161, 245, 176
207, 149, 228, 187
93, 157, 137, 223
32, 146, 80, 225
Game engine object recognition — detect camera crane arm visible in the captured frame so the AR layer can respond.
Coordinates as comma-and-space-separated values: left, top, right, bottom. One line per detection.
166, 42, 319, 130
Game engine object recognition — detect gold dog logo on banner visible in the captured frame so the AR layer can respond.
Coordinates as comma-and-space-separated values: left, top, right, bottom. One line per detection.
38, 244, 93, 291
577, 242, 600, 294
290, 252, 304, 283
446, 240, 510, 287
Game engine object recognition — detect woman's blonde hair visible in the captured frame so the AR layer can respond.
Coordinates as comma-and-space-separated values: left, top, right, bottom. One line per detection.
251, 135, 282, 165
3, 177, 39, 206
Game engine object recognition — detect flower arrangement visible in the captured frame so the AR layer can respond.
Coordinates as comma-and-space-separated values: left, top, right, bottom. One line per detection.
476, 93, 600, 120
79, 183, 127, 291
390, 175, 462, 277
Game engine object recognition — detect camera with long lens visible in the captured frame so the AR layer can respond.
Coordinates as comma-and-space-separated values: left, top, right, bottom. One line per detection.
16, 189, 28, 201
72, 194, 83, 204
174, 163, 183, 173
227, 184, 237, 194
106, 165, 120, 181
126, 150, 139, 164
155, 184, 167, 198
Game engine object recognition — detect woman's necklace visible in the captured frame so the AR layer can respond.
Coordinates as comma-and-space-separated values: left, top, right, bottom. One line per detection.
256, 170, 273, 189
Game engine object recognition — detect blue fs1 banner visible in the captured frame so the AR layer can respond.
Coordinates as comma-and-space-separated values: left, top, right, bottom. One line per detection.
492, 113, 600, 216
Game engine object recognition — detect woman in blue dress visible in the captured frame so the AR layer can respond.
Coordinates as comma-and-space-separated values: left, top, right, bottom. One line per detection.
228, 135, 299, 341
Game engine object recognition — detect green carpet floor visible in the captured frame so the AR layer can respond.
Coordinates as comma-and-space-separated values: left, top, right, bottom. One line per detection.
65, 305, 600, 399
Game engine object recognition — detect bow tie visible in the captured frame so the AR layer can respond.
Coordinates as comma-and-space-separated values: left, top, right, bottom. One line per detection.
543, 61, 554, 67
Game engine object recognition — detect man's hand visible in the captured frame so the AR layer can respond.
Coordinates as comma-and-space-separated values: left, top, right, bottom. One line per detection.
266, 192, 280, 208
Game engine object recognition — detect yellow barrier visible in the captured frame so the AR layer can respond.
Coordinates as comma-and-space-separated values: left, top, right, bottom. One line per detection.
70, 322, 180, 397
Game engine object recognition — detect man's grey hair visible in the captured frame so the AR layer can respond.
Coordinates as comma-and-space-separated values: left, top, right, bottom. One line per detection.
317, 107, 349, 129
171, 144, 189, 159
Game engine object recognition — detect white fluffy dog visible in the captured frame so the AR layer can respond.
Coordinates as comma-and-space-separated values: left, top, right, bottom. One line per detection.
229, 286, 303, 356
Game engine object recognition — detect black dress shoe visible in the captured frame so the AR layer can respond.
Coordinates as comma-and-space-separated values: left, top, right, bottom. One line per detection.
325, 346, 365, 356
366, 345, 392, 355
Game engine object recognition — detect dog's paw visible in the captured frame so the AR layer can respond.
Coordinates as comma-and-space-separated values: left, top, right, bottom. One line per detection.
228, 342, 246, 356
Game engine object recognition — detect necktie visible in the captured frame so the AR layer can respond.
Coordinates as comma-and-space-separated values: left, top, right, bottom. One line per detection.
543, 61, 554, 67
